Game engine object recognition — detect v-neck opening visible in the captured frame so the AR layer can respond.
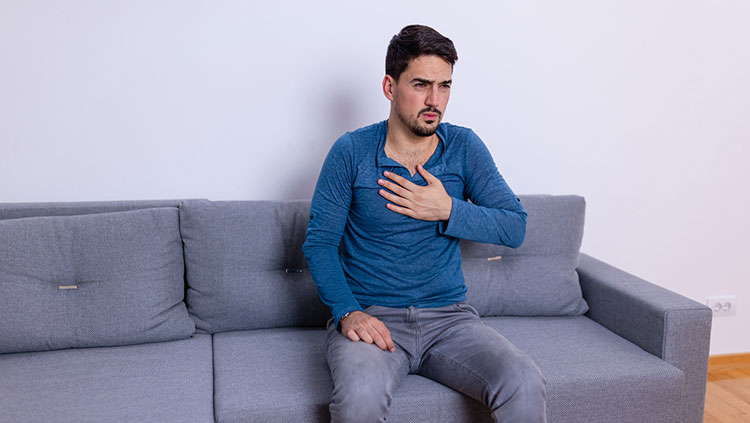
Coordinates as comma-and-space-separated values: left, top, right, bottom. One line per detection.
376, 120, 447, 182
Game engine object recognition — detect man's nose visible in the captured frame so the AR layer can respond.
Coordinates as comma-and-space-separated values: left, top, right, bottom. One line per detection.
425, 86, 439, 107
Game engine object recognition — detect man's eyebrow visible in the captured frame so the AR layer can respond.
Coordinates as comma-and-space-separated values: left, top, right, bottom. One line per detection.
411, 78, 453, 85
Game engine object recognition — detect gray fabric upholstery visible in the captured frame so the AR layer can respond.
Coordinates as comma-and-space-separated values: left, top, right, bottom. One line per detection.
0, 197, 709, 423
461, 195, 589, 316
577, 253, 712, 423
213, 329, 330, 423
212, 316, 682, 423
0, 334, 214, 423
180, 200, 329, 333
0, 208, 195, 353
484, 316, 683, 423
0, 199, 190, 220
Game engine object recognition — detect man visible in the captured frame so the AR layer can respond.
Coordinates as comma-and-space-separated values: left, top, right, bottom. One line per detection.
302, 24, 547, 423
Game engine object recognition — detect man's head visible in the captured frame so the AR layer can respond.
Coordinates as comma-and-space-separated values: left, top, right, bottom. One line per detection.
383, 25, 458, 138
386, 25, 458, 82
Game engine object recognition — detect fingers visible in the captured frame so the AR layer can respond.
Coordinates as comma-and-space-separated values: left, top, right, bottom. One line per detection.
341, 312, 396, 352
378, 184, 416, 217
362, 319, 396, 352
416, 164, 436, 183
377, 178, 411, 198
375, 323, 396, 352
345, 329, 360, 342
358, 330, 375, 345
382, 171, 417, 190
368, 330, 388, 351
378, 188, 410, 207
385, 202, 414, 217
365, 319, 395, 352
383, 167, 438, 187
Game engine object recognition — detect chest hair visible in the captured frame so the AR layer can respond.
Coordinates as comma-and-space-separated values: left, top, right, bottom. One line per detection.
385, 139, 437, 177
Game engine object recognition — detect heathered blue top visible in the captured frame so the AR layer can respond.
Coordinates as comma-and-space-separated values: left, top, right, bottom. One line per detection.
302, 120, 527, 327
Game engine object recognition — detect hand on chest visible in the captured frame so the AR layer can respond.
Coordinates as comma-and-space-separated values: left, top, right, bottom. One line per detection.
350, 164, 464, 230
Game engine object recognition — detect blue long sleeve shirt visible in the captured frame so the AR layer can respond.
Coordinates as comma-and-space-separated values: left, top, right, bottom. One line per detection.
302, 120, 527, 327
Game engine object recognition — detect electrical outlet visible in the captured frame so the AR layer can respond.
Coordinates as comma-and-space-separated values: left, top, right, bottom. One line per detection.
706, 295, 737, 316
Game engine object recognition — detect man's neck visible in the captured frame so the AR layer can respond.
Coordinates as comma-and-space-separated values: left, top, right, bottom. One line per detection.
385, 116, 439, 176
385, 116, 438, 156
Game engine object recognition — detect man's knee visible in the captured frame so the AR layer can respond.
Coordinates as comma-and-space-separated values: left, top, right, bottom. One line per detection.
327, 338, 405, 423
329, 381, 392, 423
487, 356, 548, 422
489, 356, 547, 406
514, 359, 546, 398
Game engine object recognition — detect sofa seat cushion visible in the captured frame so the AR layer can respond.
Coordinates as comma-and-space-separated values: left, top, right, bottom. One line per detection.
213, 328, 331, 423
212, 317, 683, 423
484, 316, 684, 423
0, 334, 214, 423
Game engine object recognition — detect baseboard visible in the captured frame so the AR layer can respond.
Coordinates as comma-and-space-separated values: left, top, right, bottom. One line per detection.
709, 353, 750, 368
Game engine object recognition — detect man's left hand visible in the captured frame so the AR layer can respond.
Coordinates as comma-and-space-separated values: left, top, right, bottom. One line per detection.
378, 165, 453, 221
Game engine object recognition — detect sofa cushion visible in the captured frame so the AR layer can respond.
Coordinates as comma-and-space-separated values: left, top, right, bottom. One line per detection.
180, 200, 328, 333
0, 199, 188, 220
484, 316, 683, 423
211, 317, 682, 423
0, 208, 195, 354
213, 328, 331, 423
461, 195, 589, 316
0, 334, 214, 423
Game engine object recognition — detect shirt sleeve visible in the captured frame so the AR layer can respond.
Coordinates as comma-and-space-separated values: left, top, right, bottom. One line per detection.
438, 130, 527, 247
302, 134, 363, 328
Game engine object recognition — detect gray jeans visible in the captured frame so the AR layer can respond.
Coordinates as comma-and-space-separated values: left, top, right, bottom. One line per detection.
326, 302, 547, 423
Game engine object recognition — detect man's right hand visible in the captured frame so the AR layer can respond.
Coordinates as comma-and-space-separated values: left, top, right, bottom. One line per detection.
340, 311, 396, 352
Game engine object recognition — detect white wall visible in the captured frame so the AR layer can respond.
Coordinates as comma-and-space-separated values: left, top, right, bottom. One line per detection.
1, 1, 748, 354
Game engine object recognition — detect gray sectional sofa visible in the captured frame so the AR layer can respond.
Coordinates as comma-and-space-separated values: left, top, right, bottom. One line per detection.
0, 195, 711, 423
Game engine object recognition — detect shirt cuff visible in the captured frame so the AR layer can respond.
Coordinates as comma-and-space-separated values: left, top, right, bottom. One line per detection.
438, 196, 465, 238
334, 305, 363, 331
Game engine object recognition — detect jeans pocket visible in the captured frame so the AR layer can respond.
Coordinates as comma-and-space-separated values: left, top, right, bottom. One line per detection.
453, 302, 480, 317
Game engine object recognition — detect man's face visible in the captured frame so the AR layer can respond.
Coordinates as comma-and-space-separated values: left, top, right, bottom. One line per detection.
390, 55, 453, 137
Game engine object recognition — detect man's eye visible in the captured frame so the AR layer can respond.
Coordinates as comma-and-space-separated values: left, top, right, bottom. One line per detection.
415, 83, 426, 87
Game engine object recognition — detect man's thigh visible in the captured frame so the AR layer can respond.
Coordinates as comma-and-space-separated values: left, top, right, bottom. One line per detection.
325, 315, 410, 401
418, 303, 545, 403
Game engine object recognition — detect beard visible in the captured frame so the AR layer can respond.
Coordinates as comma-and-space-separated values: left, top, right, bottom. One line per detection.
394, 102, 442, 137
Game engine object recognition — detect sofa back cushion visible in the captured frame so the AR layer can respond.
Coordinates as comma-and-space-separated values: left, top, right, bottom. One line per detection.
180, 200, 327, 333
0, 199, 187, 220
180, 195, 587, 333
0, 208, 195, 354
461, 195, 589, 316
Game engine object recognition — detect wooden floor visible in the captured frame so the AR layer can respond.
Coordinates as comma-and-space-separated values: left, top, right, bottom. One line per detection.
704, 353, 750, 423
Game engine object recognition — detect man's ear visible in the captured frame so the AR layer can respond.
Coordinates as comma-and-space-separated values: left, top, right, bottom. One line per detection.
382, 75, 396, 101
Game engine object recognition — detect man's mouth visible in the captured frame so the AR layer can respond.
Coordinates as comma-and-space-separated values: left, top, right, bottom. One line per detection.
421, 112, 439, 120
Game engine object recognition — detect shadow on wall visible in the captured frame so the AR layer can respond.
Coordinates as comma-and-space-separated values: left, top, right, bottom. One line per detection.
282, 77, 365, 201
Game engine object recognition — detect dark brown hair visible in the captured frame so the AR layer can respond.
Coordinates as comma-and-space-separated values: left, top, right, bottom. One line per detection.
385, 25, 458, 81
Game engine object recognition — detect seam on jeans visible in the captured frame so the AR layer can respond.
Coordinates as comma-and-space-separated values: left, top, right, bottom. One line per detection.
325, 318, 342, 366
414, 309, 422, 372
428, 349, 492, 396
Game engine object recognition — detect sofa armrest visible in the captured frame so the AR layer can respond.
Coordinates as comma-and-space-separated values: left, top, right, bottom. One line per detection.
576, 253, 712, 423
